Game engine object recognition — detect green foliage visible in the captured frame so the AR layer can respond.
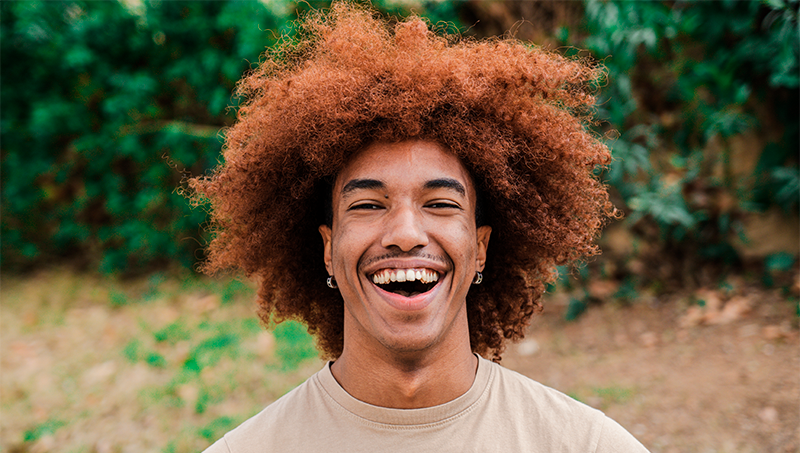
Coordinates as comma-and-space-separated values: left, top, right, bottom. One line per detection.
1, 1, 291, 272
198, 416, 236, 442
613, 277, 639, 303
146, 351, 168, 368
273, 320, 318, 371
124, 338, 167, 368
579, 0, 799, 268
155, 320, 191, 344
592, 386, 634, 404
183, 333, 240, 374
565, 298, 588, 322
220, 279, 253, 305
3, 0, 796, 289
765, 252, 796, 272
109, 288, 129, 307
763, 251, 797, 287
123, 339, 143, 362
0, 0, 466, 274
23, 419, 66, 443
765, 165, 800, 212
628, 182, 695, 231
297, 0, 463, 28
194, 387, 214, 414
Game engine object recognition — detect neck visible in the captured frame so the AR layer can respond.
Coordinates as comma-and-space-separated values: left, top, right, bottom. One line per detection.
330, 332, 478, 409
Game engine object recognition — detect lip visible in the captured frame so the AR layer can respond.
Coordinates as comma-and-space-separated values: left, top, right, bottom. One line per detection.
369, 276, 444, 312
361, 258, 450, 311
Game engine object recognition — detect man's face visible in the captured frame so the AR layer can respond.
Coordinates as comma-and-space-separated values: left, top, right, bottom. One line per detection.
319, 140, 491, 356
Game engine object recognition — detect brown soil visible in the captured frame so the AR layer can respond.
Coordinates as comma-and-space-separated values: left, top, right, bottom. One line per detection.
503, 290, 800, 453
1, 271, 798, 452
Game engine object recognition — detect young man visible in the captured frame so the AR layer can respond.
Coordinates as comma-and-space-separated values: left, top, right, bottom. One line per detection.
195, 4, 648, 452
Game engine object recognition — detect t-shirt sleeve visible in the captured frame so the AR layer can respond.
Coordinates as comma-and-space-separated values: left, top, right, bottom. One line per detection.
202, 437, 232, 453
594, 416, 650, 452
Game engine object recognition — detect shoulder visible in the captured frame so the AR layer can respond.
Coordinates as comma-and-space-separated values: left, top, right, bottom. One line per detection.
202, 370, 326, 453
482, 359, 649, 452
486, 359, 596, 420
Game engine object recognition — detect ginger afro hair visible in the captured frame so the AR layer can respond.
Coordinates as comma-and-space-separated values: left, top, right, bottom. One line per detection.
190, 3, 615, 360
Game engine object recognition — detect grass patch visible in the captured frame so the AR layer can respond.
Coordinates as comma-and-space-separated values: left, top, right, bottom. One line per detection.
23, 419, 65, 442
123, 339, 143, 362
592, 386, 634, 404
273, 320, 318, 371
155, 321, 192, 344
220, 279, 253, 305
183, 333, 240, 374
566, 392, 584, 404
198, 416, 237, 442
1, 271, 319, 452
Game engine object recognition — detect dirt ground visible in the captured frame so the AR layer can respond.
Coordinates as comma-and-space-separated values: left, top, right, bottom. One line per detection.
1, 271, 798, 452
503, 289, 800, 453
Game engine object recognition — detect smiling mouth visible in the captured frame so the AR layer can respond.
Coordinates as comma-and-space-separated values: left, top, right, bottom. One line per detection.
371, 268, 440, 298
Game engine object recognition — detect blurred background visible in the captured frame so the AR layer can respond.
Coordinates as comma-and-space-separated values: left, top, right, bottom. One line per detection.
1, 1, 798, 452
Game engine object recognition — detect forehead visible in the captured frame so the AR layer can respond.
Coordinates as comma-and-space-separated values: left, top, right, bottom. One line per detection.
333, 140, 474, 194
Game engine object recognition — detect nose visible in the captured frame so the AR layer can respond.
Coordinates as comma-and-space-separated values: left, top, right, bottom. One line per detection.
380, 205, 429, 252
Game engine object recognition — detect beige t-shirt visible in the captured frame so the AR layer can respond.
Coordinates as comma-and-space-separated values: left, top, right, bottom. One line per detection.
204, 356, 648, 452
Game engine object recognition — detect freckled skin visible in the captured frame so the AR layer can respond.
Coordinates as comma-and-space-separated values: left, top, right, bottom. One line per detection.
318, 140, 491, 408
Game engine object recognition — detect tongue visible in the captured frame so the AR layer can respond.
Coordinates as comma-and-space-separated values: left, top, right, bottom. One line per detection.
392, 290, 421, 298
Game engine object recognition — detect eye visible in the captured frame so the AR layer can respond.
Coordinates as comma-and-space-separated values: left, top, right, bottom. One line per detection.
348, 202, 384, 211
425, 201, 462, 210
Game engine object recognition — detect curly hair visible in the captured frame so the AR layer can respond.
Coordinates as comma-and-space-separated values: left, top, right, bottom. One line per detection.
190, 3, 615, 361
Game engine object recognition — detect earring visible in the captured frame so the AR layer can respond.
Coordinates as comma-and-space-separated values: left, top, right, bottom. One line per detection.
472, 271, 483, 285
326, 276, 338, 289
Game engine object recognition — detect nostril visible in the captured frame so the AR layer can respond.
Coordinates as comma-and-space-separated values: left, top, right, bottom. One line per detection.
380, 208, 429, 251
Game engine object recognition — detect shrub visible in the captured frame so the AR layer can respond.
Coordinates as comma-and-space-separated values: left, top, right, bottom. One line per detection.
578, 0, 798, 279
1, 1, 291, 272
1, 0, 463, 274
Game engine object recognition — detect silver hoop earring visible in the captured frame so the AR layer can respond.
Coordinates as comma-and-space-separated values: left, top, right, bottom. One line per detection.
326, 276, 338, 289
472, 272, 483, 285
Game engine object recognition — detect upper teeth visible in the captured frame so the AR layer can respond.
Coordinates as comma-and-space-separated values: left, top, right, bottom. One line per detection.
372, 269, 439, 285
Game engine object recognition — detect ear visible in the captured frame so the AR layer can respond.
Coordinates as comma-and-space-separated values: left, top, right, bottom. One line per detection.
475, 225, 492, 272
319, 225, 333, 275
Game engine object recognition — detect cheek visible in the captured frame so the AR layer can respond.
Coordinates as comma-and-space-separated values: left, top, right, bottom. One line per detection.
330, 238, 352, 270
435, 222, 479, 263
330, 226, 372, 270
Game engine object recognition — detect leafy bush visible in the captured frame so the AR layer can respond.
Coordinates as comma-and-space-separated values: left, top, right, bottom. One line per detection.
1, 1, 292, 272
3, 0, 796, 282
1, 0, 464, 274
577, 0, 798, 274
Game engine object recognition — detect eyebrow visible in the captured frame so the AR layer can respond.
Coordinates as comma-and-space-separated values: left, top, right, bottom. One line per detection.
339, 177, 466, 197
341, 178, 385, 196
424, 178, 466, 196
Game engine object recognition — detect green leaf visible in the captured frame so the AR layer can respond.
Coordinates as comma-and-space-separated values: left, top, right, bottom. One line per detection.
23, 419, 65, 443
565, 298, 588, 322
765, 252, 796, 272
273, 320, 317, 370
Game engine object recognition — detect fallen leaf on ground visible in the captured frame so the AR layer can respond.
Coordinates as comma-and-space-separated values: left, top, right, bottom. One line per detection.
588, 280, 619, 300
759, 406, 778, 423
793, 274, 800, 296
186, 293, 220, 313
256, 331, 276, 358
680, 306, 705, 328
681, 292, 752, 327
640, 331, 658, 348
763, 325, 786, 341
517, 339, 540, 356
708, 296, 751, 325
